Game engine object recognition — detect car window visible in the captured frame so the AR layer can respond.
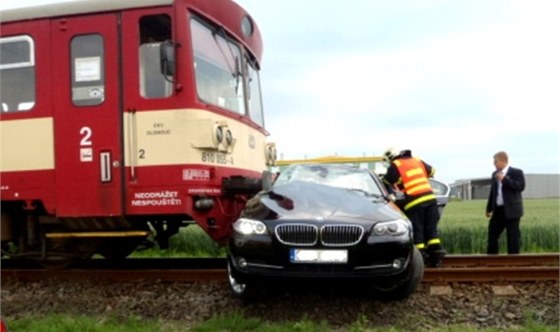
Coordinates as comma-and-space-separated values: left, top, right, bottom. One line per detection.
274, 165, 383, 196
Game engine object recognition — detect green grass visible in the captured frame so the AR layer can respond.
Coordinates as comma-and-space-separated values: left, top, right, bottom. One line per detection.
3, 314, 161, 332
440, 198, 559, 228
190, 312, 330, 332
439, 199, 559, 253
131, 225, 227, 258
4, 313, 558, 332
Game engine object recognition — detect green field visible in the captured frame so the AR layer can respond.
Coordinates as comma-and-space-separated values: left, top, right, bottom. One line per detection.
134, 198, 559, 257
439, 198, 559, 253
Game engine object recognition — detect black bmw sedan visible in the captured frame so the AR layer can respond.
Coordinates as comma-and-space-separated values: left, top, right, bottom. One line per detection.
227, 163, 424, 301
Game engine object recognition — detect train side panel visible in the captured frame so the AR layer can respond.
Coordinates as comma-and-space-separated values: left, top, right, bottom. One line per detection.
0, 20, 56, 213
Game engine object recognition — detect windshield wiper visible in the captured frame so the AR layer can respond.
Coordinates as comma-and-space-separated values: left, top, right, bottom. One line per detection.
212, 28, 242, 79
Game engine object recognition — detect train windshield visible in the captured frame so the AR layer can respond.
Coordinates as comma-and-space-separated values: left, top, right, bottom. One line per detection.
247, 59, 264, 126
190, 17, 264, 127
191, 18, 245, 115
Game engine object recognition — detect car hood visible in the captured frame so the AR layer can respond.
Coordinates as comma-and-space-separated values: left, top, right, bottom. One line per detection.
248, 181, 403, 222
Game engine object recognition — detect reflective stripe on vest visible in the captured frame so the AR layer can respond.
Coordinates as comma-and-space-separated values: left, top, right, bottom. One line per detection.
393, 158, 433, 197
404, 193, 437, 210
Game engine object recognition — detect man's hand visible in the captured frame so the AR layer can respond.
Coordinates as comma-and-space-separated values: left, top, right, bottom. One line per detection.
495, 171, 505, 182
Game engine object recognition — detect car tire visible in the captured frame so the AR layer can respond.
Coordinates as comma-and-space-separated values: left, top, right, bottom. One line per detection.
226, 257, 267, 302
371, 246, 425, 301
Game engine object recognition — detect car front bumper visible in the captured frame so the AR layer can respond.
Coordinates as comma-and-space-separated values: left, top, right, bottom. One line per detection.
228, 232, 414, 280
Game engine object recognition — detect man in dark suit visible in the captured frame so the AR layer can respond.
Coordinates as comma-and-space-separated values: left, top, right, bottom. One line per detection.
485, 151, 525, 254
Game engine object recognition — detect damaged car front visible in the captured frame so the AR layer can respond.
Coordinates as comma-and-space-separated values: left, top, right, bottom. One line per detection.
227, 164, 424, 301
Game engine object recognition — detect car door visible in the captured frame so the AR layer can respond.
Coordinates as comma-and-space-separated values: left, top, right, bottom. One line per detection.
429, 179, 451, 216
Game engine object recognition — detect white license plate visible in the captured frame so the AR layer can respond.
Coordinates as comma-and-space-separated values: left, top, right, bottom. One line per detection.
290, 249, 348, 264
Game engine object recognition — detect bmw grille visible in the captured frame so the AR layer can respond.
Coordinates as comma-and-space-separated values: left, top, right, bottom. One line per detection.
275, 224, 364, 246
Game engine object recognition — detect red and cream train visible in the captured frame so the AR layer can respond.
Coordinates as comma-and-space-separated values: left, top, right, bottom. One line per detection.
0, 0, 275, 263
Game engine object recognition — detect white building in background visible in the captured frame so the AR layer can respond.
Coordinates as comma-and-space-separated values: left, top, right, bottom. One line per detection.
450, 174, 560, 200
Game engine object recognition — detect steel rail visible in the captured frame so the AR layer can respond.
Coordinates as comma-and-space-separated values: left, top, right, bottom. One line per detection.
441, 253, 559, 267
4, 266, 558, 283
1, 268, 226, 282
424, 266, 559, 283
2, 254, 558, 284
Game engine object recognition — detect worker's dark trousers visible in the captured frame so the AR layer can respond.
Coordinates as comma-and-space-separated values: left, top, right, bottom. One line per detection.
487, 206, 521, 254
406, 200, 440, 247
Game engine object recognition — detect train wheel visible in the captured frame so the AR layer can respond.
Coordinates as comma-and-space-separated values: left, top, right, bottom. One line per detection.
35, 237, 94, 269
151, 221, 180, 249
35, 255, 77, 269
98, 238, 141, 260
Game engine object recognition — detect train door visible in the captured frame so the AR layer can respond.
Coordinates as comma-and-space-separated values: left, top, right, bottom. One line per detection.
52, 14, 123, 217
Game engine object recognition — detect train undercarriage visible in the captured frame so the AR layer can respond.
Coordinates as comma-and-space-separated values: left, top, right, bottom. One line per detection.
1, 201, 195, 268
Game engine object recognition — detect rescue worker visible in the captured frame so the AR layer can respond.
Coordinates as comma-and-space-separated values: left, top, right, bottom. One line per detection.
382, 148, 445, 267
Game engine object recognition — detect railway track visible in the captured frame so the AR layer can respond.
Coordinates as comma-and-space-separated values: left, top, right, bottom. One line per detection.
424, 253, 560, 283
2, 253, 558, 284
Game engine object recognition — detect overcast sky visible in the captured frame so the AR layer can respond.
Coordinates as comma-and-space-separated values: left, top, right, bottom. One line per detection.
3, 0, 559, 183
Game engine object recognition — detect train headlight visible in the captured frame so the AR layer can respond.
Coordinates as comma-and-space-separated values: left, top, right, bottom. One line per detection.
213, 125, 224, 148
224, 129, 233, 147
241, 15, 254, 37
212, 122, 235, 152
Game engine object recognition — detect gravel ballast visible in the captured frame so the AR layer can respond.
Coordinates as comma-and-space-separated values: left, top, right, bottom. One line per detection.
1, 278, 558, 330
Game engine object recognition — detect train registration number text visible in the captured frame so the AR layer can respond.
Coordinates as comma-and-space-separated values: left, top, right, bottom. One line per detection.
201, 152, 234, 165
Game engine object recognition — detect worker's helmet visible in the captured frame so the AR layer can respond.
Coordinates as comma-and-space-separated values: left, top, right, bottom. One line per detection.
383, 147, 399, 162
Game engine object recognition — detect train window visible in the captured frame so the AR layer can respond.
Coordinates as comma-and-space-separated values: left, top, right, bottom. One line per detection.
139, 14, 172, 99
0, 35, 36, 112
247, 60, 264, 126
71, 34, 105, 106
191, 18, 246, 115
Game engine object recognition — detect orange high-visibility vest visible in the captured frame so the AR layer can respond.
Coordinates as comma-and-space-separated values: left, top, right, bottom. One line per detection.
394, 158, 435, 210
394, 158, 433, 196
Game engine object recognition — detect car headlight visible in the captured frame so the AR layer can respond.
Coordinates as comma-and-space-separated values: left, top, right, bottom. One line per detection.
233, 218, 268, 235
372, 219, 410, 236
